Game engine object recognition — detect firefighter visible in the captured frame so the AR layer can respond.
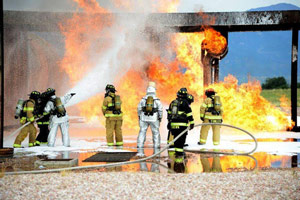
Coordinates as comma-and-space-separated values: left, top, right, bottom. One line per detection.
44, 88, 74, 147
13, 91, 40, 148
35, 90, 51, 145
137, 82, 163, 148
102, 84, 123, 146
199, 88, 223, 145
168, 93, 194, 148
167, 88, 194, 156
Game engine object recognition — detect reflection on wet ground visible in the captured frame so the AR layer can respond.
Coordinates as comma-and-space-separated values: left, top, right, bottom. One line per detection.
1, 139, 299, 174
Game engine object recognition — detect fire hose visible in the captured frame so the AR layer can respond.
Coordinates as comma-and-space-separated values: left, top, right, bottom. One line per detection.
4, 123, 258, 175
4, 117, 43, 140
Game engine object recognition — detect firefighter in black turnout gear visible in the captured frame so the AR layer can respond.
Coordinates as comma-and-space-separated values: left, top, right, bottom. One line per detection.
167, 88, 194, 156
35, 90, 52, 145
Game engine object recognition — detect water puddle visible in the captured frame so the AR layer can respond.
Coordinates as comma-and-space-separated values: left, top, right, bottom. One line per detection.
1, 137, 299, 174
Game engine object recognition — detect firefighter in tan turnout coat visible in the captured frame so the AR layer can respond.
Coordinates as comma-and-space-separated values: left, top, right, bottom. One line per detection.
199, 88, 223, 146
102, 84, 123, 146
13, 91, 40, 148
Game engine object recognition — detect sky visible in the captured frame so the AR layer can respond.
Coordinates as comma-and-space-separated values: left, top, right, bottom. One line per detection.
4, 0, 300, 12
178, 0, 300, 12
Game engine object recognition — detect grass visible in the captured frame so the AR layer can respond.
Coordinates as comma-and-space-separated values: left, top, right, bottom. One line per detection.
260, 88, 300, 107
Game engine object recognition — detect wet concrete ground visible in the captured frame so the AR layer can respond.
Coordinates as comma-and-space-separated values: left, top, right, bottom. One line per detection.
1, 137, 299, 174
1, 121, 300, 174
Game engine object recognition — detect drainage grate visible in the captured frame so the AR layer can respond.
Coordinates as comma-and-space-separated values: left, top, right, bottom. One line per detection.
83, 152, 137, 162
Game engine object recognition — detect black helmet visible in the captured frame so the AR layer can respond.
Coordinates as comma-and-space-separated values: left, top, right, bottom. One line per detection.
205, 88, 216, 97
29, 91, 40, 100
46, 88, 56, 97
105, 84, 116, 93
187, 94, 194, 105
177, 88, 188, 98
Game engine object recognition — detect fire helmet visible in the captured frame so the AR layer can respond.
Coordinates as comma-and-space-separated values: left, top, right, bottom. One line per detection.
146, 86, 156, 94
105, 84, 116, 93
148, 81, 156, 88
205, 88, 216, 97
177, 88, 188, 98
46, 88, 56, 97
29, 91, 40, 100
187, 94, 194, 104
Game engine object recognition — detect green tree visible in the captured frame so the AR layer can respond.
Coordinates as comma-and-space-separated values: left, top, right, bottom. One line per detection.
262, 76, 289, 89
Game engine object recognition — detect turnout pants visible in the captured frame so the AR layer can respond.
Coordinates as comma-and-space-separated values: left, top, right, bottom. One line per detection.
171, 126, 188, 155
36, 125, 49, 143
137, 120, 160, 148
200, 119, 221, 145
14, 123, 37, 146
106, 118, 123, 146
48, 121, 70, 147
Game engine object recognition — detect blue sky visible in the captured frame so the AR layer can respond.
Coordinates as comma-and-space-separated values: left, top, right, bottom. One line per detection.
178, 0, 300, 12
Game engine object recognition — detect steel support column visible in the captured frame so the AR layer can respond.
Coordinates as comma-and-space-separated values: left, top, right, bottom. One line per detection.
291, 28, 299, 132
0, 0, 4, 148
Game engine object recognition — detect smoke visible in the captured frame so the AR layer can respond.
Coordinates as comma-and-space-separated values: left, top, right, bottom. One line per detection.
66, 32, 126, 106
4, 0, 78, 12
64, 0, 173, 107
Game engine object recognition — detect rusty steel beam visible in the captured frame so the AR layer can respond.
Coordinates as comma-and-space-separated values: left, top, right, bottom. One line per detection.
3, 10, 300, 32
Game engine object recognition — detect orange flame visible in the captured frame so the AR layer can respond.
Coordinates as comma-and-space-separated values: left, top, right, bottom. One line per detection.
60, 1, 293, 133
211, 75, 293, 132
202, 27, 227, 56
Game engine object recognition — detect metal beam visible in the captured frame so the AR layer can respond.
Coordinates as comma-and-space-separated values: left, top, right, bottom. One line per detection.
3, 10, 300, 32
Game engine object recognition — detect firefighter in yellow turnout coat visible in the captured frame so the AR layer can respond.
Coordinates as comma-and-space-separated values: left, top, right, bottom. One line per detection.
199, 88, 223, 145
13, 91, 40, 148
102, 84, 123, 146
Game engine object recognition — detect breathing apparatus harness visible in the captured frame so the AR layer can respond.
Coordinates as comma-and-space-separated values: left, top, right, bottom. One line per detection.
206, 96, 221, 116
105, 92, 122, 115
168, 97, 190, 121
142, 96, 158, 116
49, 97, 66, 118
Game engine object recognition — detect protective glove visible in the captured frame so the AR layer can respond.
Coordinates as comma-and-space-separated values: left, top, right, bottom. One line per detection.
189, 123, 194, 130
200, 117, 204, 121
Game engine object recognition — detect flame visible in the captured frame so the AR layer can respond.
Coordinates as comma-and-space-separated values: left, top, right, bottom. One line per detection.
112, 0, 180, 12
202, 27, 227, 56
210, 75, 293, 132
157, 0, 180, 12
60, 1, 293, 133
280, 95, 291, 113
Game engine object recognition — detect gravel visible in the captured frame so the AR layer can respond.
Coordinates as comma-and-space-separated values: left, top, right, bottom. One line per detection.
1, 169, 300, 200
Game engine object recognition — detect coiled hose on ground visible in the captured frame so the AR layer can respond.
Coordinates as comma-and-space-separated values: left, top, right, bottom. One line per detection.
4, 123, 257, 175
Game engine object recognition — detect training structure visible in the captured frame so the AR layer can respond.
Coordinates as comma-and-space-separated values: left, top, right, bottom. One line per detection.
1, 10, 300, 149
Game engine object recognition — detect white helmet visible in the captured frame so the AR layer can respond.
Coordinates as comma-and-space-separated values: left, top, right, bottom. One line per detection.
146, 86, 156, 95
148, 81, 156, 88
